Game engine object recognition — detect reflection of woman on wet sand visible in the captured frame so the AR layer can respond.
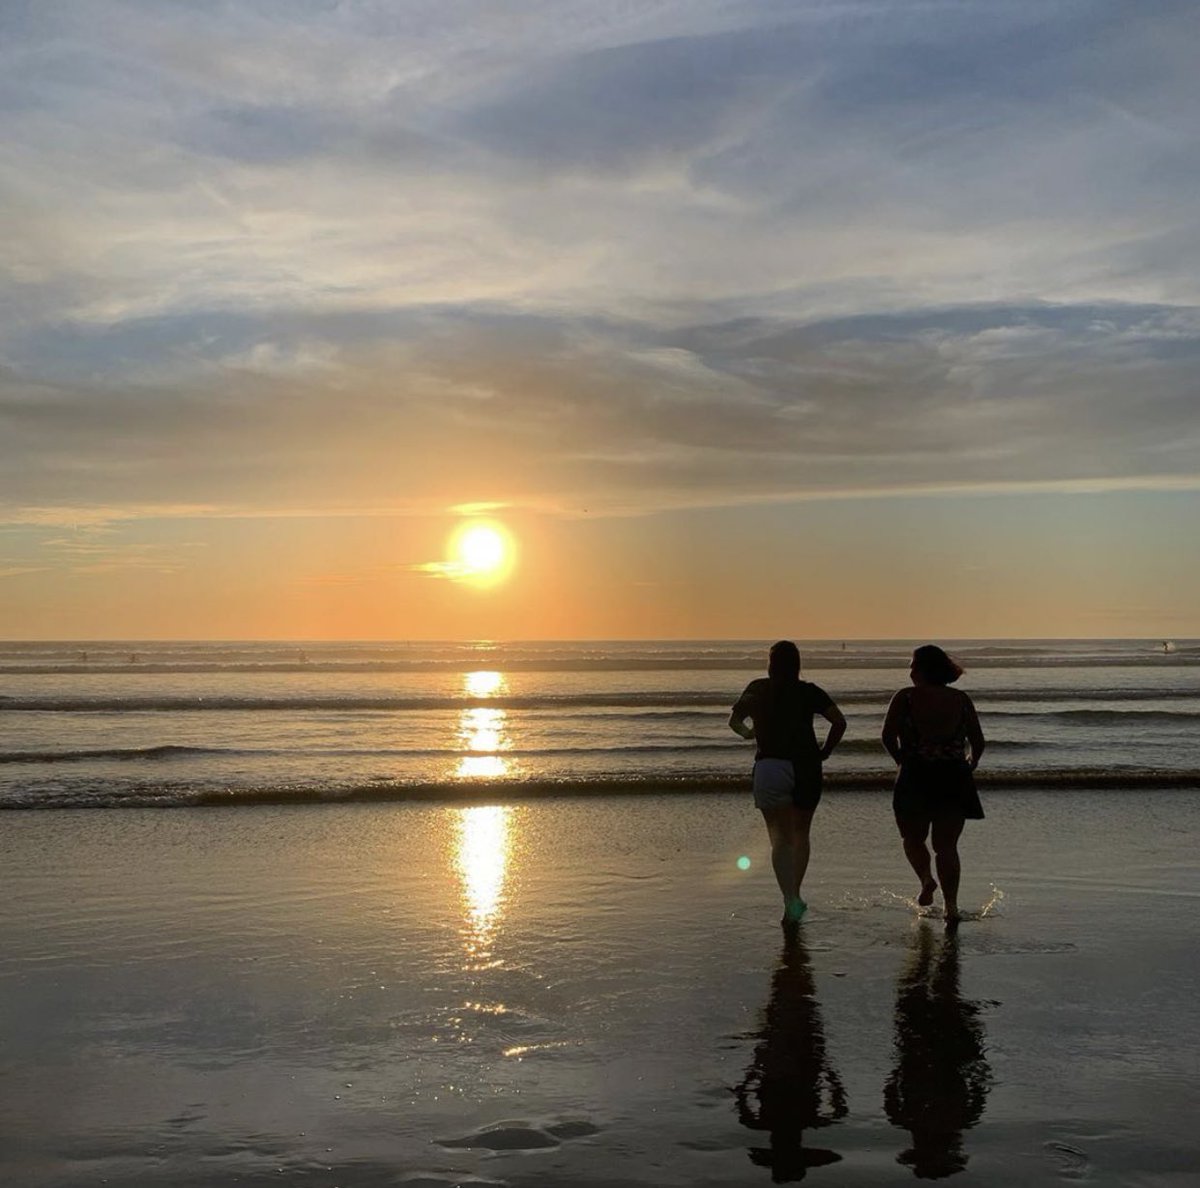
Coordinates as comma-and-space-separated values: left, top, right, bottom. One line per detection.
884, 923, 992, 1179
734, 930, 847, 1181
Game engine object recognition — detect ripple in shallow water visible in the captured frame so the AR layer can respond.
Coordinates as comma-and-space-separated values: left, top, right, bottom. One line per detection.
436, 1117, 600, 1150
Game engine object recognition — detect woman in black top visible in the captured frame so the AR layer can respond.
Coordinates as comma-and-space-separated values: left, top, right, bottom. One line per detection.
882, 645, 985, 922
730, 641, 846, 923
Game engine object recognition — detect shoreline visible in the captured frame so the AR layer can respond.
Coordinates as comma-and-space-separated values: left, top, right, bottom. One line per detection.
4, 769, 1200, 810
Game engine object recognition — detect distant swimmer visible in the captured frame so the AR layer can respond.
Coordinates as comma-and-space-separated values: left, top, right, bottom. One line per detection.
730, 641, 847, 925
882, 646, 985, 923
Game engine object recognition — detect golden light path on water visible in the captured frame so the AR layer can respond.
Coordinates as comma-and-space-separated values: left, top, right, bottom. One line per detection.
455, 671, 512, 780
453, 672, 515, 964
454, 805, 513, 965
463, 670, 504, 698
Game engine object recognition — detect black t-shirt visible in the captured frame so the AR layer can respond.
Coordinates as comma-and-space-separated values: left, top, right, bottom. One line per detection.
732, 678, 833, 763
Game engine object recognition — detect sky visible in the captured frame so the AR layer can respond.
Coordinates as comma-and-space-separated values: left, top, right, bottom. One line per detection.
1, 0, 1198, 639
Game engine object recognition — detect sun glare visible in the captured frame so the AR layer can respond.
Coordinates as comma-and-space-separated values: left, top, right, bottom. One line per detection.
453, 804, 513, 963
448, 520, 514, 586
464, 670, 505, 697
460, 526, 503, 570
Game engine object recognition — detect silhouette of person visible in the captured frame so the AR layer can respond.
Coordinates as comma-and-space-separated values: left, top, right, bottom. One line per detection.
881, 645, 985, 921
734, 929, 847, 1181
884, 923, 992, 1178
730, 641, 846, 923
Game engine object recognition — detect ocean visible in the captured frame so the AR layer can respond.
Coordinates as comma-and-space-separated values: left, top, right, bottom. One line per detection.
5, 639, 1199, 1184
2, 638, 1198, 808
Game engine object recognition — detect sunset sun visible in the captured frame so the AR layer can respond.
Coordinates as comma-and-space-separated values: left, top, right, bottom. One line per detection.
448, 520, 514, 586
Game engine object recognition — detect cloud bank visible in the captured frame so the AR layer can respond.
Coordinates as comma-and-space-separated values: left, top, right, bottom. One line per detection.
2, 0, 1199, 526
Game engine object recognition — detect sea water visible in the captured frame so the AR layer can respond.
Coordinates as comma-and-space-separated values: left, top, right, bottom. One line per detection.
1, 639, 1198, 808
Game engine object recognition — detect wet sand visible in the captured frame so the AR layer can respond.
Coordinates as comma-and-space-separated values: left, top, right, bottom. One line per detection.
2, 789, 1197, 1186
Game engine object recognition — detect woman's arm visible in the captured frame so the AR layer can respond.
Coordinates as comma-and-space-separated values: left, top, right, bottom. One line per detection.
818, 702, 846, 760
963, 695, 985, 770
729, 690, 756, 740
728, 710, 755, 740
881, 690, 907, 765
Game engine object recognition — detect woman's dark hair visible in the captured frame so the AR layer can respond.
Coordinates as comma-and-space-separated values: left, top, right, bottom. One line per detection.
912, 644, 964, 686
768, 639, 801, 682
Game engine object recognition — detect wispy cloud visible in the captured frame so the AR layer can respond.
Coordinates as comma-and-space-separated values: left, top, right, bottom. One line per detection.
410, 559, 477, 581
33, 525, 206, 575
4, 301, 1199, 524
2, 0, 1199, 533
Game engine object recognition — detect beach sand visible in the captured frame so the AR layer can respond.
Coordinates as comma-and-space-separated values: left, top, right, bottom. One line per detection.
2, 789, 1197, 1186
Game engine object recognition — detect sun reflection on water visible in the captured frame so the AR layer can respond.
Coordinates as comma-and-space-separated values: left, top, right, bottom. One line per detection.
461, 707, 504, 753
454, 804, 512, 964
456, 671, 513, 780
452, 672, 516, 963
457, 754, 508, 779
464, 670, 504, 698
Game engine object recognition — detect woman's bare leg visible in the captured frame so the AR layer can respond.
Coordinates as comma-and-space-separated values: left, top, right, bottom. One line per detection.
931, 816, 965, 920
762, 805, 814, 919
791, 807, 815, 896
762, 805, 798, 904
896, 815, 938, 906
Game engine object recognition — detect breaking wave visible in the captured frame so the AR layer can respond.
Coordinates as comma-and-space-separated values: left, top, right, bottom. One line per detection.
4, 767, 1198, 809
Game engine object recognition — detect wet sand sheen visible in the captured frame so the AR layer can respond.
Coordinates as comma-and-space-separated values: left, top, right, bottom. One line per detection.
2, 789, 1197, 1186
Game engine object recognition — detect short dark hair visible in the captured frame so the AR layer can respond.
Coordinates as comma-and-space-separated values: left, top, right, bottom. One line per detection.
768, 639, 801, 681
912, 644, 963, 686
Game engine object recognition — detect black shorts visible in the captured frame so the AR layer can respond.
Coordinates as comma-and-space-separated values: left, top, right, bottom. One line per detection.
894, 758, 984, 821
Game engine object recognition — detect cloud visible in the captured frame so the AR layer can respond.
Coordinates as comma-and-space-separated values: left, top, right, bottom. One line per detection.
2, 1, 1199, 535
411, 559, 475, 580
4, 1, 1198, 333
2, 301, 1198, 529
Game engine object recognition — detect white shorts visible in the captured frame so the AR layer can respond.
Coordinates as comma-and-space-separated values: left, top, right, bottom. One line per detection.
752, 757, 822, 811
